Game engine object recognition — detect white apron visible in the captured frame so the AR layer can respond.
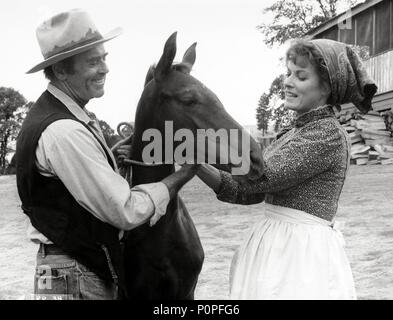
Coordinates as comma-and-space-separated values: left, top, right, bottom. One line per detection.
229, 203, 356, 300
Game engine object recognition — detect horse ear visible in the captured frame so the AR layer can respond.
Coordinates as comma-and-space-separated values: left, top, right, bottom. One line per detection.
154, 32, 177, 82
144, 65, 155, 87
182, 42, 197, 71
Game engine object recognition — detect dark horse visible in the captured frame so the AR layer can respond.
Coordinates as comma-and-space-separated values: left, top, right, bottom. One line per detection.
122, 32, 264, 299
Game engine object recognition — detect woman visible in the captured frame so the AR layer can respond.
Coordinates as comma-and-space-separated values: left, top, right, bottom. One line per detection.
196, 39, 377, 299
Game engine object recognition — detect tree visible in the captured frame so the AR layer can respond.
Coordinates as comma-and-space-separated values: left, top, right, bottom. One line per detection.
256, 0, 361, 132
97, 119, 122, 148
271, 103, 296, 132
0, 87, 29, 174
257, 0, 359, 47
256, 93, 272, 135
256, 74, 294, 133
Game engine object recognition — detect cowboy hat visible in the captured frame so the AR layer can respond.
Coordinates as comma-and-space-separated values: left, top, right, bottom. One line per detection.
27, 8, 122, 74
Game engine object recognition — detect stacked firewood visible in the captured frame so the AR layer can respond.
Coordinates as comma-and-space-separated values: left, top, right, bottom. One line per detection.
338, 106, 393, 165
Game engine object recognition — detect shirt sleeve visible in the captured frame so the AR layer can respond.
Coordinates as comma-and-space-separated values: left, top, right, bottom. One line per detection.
216, 122, 343, 204
35, 119, 170, 230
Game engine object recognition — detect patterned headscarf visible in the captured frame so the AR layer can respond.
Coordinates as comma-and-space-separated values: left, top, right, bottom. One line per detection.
310, 39, 377, 114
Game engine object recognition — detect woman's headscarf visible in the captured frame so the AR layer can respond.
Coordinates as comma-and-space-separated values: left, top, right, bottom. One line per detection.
310, 39, 377, 114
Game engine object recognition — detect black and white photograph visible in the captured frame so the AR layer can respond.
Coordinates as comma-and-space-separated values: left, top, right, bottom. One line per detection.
0, 0, 392, 305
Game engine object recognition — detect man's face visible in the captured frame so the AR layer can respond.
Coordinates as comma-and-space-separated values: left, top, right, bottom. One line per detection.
65, 44, 109, 101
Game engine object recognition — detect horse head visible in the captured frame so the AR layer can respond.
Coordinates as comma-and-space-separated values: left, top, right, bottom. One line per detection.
124, 32, 268, 300
132, 32, 264, 182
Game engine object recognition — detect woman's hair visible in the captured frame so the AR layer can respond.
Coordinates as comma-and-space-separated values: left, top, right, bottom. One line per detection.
43, 56, 76, 81
286, 39, 331, 100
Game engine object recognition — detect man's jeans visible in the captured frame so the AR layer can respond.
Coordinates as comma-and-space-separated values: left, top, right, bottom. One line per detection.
33, 244, 118, 300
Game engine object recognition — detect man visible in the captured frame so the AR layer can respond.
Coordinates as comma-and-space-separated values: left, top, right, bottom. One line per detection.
16, 8, 198, 300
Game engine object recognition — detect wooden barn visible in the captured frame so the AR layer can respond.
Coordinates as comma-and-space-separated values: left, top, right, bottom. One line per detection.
307, 0, 393, 165
307, 0, 393, 113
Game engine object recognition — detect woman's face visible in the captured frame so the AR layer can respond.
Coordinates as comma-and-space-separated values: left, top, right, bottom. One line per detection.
284, 58, 330, 115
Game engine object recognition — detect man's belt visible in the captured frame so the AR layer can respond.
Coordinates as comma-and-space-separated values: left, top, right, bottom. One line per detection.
38, 243, 67, 256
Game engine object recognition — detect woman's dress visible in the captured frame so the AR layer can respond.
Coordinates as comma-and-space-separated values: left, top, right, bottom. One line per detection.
217, 105, 356, 300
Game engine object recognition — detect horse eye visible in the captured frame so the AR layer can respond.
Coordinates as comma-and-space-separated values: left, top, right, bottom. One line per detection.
160, 92, 171, 100
178, 94, 197, 105
181, 97, 197, 106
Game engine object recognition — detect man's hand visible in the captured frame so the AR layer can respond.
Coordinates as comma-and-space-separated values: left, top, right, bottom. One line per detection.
161, 164, 200, 199
149, 164, 200, 226
111, 134, 133, 166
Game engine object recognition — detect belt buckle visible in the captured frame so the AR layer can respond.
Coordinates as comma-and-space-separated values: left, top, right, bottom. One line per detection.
39, 243, 46, 258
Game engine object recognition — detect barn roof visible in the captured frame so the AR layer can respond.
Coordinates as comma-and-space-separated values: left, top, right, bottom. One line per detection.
306, 0, 385, 37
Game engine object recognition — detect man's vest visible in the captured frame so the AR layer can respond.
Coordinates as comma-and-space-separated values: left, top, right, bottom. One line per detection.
16, 90, 125, 292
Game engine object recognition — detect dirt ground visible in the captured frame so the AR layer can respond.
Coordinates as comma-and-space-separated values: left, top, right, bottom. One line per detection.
0, 165, 392, 300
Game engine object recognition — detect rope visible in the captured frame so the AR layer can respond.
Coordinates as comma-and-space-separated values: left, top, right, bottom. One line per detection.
123, 159, 165, 167
116, 122, 167, 168
116, 122, 134, 139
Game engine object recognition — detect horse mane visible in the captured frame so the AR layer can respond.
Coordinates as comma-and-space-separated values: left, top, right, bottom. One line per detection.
144, 65, 155, 86
144, 62, 193, 87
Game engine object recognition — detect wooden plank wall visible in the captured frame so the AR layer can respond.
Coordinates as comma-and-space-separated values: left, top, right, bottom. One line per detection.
363, 51, 393, 94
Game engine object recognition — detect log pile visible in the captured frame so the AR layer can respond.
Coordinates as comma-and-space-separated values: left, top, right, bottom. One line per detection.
338, 105, 393, 165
